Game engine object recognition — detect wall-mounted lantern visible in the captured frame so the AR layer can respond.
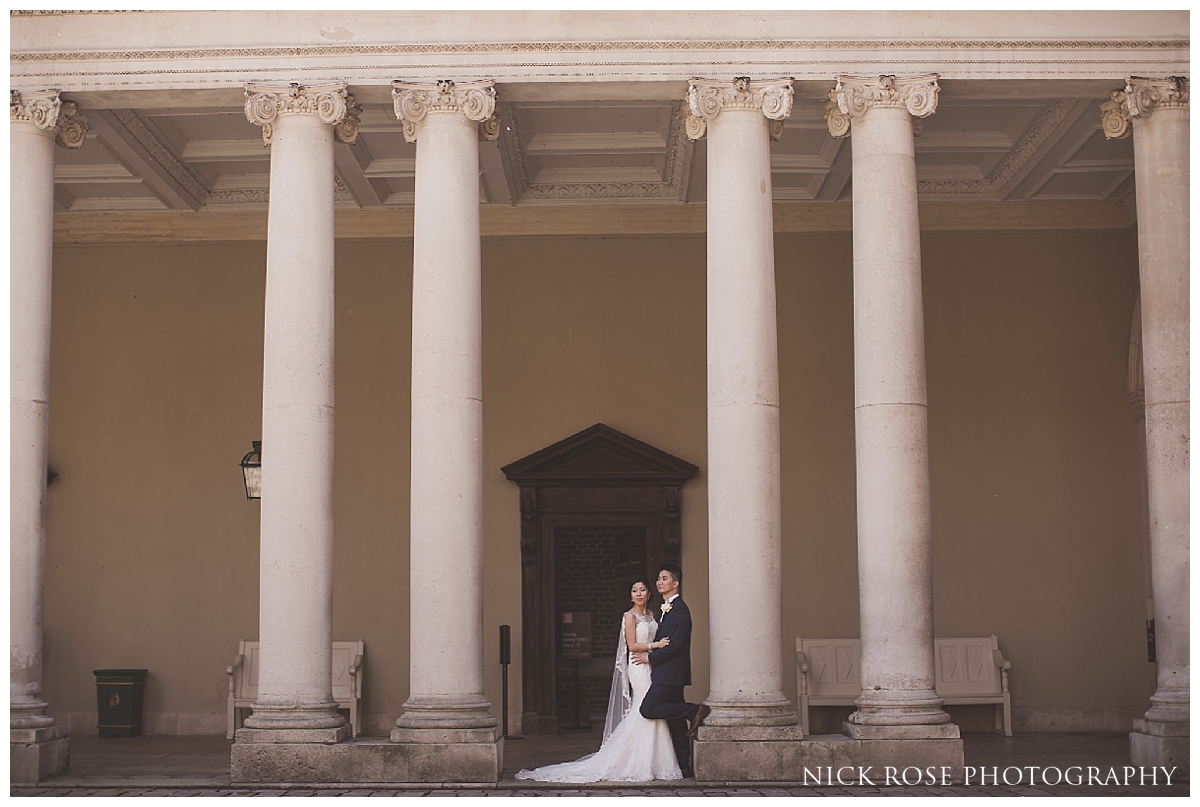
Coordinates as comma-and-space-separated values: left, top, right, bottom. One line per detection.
240, 441, 262, 500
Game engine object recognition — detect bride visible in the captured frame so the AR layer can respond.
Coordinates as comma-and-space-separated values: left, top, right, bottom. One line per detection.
515, 577, 683, 782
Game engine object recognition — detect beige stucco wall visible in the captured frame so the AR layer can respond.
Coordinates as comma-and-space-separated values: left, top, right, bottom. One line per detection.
41, 225, 1152, 735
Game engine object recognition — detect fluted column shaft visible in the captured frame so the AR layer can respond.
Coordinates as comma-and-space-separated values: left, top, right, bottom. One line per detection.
242, 83, 354, 734
832, 75, 951, 728
1126, 77, 1190, 736
393, 80, 496, 729
687, 78, 795, 726
10, 92, 64, 731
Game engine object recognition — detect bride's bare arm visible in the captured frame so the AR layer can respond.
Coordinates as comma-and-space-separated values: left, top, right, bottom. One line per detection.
624, 611, 670, 653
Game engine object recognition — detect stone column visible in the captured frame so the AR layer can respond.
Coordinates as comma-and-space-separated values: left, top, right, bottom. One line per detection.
686, 77, 805, 782
828, 75, 961, 764
390, 79, 502, 783
10, 89, 85, 784
1105, 76, 1190, 772
237, 83, 358, 744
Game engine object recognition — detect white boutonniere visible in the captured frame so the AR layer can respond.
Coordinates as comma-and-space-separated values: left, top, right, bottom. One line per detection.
660, 602, 672, 615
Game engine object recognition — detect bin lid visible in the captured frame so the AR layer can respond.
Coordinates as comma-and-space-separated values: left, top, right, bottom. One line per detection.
93, 669, 148, 678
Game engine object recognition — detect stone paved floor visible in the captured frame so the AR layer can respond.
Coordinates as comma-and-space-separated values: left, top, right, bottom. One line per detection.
10, 732, 1189, 797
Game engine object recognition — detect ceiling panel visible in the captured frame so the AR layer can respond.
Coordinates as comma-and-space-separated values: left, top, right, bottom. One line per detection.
49, 93, 1136, 214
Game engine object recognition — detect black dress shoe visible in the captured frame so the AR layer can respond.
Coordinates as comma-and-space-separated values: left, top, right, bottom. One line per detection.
686, 704, 710, 737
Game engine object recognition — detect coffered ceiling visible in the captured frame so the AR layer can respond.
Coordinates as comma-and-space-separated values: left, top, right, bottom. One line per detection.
52, 95, 1134, 215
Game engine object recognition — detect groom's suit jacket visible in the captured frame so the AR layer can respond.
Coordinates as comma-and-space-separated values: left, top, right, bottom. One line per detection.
648, 596, 692, 687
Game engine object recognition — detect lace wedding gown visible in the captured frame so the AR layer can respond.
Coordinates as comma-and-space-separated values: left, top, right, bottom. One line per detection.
515, 612, 682, 783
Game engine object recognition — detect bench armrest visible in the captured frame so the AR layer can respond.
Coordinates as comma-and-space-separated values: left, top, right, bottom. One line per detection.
796, 650, 810, 696
992, 648, 1011, 693
227, 653, 245, 695
349, 654, 363, 696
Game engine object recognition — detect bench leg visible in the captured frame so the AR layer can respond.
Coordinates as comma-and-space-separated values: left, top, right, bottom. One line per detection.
1003, 696, 1012, 737
227, 698, 235, 740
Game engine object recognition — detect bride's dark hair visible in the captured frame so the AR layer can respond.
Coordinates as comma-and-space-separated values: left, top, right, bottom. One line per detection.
626, 575, 657, 611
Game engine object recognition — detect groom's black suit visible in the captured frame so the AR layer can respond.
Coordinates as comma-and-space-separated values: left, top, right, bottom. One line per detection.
639, 595, 700, 770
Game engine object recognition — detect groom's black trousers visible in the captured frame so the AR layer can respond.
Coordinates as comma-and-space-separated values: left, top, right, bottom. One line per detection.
640, 683, 699, 768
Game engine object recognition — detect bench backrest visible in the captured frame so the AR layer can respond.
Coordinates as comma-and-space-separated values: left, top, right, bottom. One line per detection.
798, 635, 1002, 698
934, 636, 1002, 697
232, 640, 362, 701
798, 638, 862, 699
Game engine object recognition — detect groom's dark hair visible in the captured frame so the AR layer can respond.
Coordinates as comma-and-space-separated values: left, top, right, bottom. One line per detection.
658, 562, 683, 588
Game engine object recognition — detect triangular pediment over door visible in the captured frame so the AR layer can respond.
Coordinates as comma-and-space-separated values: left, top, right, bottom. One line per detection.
501, 422, 699, 487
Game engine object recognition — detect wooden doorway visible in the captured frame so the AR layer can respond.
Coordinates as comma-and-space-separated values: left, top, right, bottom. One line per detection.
501, 423, 699, 736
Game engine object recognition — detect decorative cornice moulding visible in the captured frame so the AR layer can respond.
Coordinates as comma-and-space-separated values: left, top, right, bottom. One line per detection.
12, 38, 1190, 63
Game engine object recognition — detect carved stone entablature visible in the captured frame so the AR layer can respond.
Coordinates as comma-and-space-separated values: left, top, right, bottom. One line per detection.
1100, 90, 1131, 140
828, 74, 939, 137
685, 76, 794, 141
392, 79, 497, 143
11, 90, 89, 149
243, 82, 354, 146
1125, 76, 1189, 120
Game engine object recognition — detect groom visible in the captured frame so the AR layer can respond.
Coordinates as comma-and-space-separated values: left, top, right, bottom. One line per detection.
632, 562, 710, 777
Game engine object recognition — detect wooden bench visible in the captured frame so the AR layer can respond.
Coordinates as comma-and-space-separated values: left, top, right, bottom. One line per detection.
226, 640, 364, 739
795, 635, 1012, 736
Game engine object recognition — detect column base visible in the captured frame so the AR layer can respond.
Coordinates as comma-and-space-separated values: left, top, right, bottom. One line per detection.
849, 690, 953, 727
242, 702, 348, 732
10, 725, 69, 784
703, 699, 799, 728
394, 695, 498, 730
1131, 718, 1190, 776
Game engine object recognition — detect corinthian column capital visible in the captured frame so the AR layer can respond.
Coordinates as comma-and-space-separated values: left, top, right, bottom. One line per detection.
11, 90, 89, 149
11, 90, 60, 130
392, 79, 497, 143
1125, 76, 1190, 120
243, 82, 357, 146
828, 74, 939, 136
685, 77, 793, 141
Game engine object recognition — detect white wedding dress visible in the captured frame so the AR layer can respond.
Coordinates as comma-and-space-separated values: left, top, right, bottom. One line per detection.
515, 611, 682, 782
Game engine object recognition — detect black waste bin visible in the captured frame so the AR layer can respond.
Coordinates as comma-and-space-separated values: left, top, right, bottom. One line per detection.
94, 669, 147, 737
